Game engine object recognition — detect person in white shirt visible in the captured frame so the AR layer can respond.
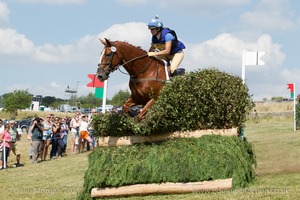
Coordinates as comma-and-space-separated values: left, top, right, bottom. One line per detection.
78, 114, 93, 153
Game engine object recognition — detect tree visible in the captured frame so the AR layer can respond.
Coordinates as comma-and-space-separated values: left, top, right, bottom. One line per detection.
78, 93, 100, 108
108, 90, 130, 106
2, 89, 32, 118
42, 96, 56, 107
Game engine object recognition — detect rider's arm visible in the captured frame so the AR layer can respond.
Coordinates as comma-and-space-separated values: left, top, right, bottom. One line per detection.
153, 33, 174, 56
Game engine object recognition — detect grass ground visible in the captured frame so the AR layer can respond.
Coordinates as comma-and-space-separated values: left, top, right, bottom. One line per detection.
1, 114, 300, 199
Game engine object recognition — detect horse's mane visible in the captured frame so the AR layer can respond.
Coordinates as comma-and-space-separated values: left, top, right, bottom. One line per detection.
114, 40, 147, 54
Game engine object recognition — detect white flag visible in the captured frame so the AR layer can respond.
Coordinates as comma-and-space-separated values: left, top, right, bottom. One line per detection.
244, 51, 265, 66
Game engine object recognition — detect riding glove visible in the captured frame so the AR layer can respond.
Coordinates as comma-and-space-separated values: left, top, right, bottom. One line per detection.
147, 52, 156, 57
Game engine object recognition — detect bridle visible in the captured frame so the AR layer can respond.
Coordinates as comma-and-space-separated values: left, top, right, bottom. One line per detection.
97, 45, 149, 79
97, 46, 122, 76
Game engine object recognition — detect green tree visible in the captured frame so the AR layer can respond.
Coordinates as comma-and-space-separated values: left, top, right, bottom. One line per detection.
79, 93, 100, 108
2, 89, 32, 118
42, 96, 56, 107
108, 90, 130, 106
271, 96, 283, 102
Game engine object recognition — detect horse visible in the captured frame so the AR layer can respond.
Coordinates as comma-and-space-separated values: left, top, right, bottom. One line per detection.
96, 38, 168, 121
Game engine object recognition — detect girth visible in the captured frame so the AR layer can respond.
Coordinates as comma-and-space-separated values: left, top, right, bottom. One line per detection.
130, 77, 165, 84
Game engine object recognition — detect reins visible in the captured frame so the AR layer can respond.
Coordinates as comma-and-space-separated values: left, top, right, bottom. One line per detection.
122, 54, 148, 66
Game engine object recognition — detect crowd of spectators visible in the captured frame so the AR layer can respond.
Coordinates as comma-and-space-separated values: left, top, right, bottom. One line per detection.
0, 109, 98, 169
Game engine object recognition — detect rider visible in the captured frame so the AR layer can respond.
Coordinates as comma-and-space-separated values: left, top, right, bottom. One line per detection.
147, 15, 186, 76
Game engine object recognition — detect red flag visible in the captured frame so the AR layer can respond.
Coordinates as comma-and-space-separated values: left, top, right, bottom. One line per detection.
87, 74, 104, 88
287, 84, 294, 92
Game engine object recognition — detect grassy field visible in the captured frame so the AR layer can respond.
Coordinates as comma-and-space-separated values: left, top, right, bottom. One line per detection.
1, 110, 300, 199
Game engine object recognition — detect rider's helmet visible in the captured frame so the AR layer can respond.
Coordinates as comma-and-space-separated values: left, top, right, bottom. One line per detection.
148, 15, 163, 30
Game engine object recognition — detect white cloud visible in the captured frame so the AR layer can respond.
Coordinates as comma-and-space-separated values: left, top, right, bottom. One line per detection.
15, 0, 86, 4
0, 2, 10, 25
98, 22, 150, 49
239, 0, 296, 32
0, 28, 34, 55
0, 22, 151, 67
184, 33, 285, 74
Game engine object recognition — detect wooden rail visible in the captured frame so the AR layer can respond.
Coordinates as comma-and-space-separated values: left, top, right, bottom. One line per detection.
91, 178, 233, 197
98, 128, 238, 146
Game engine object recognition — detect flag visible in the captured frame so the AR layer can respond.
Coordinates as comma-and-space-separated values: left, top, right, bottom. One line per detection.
244, 51, 265, 66
87, 74, 105, 99
87, 74, 104, 88
287, 83, 294, 99
94, 88, 104, 99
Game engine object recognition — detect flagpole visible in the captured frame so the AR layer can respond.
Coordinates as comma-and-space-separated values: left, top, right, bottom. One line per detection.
102, 80, 108, 114
242, 50, 246, 84
294, 83, 296, 131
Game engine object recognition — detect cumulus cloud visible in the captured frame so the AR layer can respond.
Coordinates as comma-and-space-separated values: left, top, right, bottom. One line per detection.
0, 2, 10, 25
15, 0, 86, 4
184, 33, 285, 75
239, 0, 297, 32
0, 28, 34, 55
98, 22, 150, 49
0, 22, 150, 66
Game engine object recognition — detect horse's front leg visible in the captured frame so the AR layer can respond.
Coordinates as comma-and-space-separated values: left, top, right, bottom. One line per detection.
122, 95, 137, 114
136, 98, 155, 121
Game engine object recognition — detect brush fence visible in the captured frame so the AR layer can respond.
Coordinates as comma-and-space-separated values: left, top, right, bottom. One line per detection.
91, 128, 238, 197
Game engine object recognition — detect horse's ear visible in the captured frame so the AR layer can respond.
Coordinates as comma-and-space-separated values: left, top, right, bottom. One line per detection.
104, 38, 112, 47
99, 38, 107, 46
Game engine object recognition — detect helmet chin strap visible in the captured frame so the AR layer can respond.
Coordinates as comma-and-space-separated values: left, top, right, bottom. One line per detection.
155, 30, 161, 38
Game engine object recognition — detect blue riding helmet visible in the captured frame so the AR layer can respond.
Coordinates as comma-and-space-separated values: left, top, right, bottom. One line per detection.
148, 15, 163, 29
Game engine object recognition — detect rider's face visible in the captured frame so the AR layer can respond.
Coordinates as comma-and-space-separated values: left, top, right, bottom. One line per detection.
150, 28, 159, 36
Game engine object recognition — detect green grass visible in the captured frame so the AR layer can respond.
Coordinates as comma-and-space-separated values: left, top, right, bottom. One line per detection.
1, 116, 300, 199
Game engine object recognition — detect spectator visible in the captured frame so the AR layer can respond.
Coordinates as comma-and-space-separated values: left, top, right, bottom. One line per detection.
87, 108, 98, 150
28, 117, 44, 164
9, 120, 24, 167
50, 117, 61, 159
60, 118, 69, 153
0, 124, 11, 169
0, 119, 4, 132
70, 112, 81, 154
42, 114, 53, 161
78, 114, 93, 153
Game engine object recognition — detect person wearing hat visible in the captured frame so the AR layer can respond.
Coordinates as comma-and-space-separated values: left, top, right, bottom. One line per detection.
9, 120, 24, 167
147, 15, 186, 76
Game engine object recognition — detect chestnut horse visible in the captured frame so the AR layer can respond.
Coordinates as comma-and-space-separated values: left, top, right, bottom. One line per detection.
96, 38, 168, 120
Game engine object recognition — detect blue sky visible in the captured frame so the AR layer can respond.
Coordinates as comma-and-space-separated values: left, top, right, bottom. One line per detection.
1, 0, 300, 102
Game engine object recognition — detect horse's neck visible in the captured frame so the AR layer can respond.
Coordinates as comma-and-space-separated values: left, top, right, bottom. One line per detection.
118, 44, 150, 75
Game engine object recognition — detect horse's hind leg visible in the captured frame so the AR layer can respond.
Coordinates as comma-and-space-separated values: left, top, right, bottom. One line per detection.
122, 95, 137, 114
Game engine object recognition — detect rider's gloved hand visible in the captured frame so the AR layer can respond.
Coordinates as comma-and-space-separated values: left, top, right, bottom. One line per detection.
147, 52, 156, 57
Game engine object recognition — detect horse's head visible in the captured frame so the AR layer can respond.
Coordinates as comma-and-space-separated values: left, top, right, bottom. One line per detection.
97, 38, 122, 81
